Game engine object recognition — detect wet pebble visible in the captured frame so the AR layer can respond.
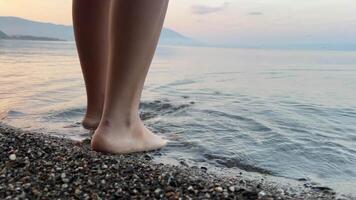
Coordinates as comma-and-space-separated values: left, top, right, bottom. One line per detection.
200, 166, 208, 171
258, 190, 267, 199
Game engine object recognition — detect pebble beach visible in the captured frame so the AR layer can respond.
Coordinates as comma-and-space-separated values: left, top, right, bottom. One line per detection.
0, 123, 338, 199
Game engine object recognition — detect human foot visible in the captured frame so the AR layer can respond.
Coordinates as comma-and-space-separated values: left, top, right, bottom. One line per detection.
82, 114, 101, 130
82, 93, 105, 130
91, 120, 167, 154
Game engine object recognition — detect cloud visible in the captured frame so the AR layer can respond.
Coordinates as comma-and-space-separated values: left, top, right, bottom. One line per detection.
248, 12, 263, 16
192, 2, 229, 15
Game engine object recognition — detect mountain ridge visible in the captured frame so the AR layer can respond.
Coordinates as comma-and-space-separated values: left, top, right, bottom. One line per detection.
0, 16, 198, 45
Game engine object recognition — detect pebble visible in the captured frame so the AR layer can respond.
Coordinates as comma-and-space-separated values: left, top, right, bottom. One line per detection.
179, 160, 189, 167
154, 188, 162, 194
258, 190, 267, 199
9, 154, 16, 161
87, 179, 94, 185
239, 179, 247, 187
228, 186, 235, 192
0, 124, 335, 200
75, 188, 81, 195
215, 186, 223, 192
32, 188, 40, 196
144, 154, 152, 160
276, 188, 284, 196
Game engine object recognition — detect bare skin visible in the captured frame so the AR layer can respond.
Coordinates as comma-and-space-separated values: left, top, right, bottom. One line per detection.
73, 0, 169, 154
73, 0, 111, 129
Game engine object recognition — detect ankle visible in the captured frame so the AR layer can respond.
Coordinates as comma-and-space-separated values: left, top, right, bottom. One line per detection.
101, 111, 141, 126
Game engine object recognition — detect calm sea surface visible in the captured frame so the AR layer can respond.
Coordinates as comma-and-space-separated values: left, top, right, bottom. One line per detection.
1, 40, 356, 195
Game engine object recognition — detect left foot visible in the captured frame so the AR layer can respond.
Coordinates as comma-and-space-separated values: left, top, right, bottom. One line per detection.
82, 114, 101, 130
82, 93, 105, 130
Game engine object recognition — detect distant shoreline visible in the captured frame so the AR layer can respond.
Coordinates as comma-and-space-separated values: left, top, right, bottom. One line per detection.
4, 35, 65, 42
0, 30, 65, 42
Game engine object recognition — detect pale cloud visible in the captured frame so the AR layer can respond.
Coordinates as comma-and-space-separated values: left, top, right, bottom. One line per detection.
191, 2, 229, 15
248, 12, 263, 16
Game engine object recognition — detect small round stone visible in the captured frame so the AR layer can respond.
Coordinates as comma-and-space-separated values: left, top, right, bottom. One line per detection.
75, 188, 81, 195
154, 188, 162, 194
228, 186, 235, 192
9, 154, 16, 161
215, 187, 223, 192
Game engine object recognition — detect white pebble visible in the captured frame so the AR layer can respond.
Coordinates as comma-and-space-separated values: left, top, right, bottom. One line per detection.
9, 154, 16, 161
215, 186, 223, 192
188, 186, 194, 191
228, 186, 235, 192
258, 190, 267, 198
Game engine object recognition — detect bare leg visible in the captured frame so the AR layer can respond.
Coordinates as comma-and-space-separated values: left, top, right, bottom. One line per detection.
91, 0, 169, 154
73, 0, 111, 129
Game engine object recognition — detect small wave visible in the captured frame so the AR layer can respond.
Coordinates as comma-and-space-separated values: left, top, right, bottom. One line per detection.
44, 108, 85, 120
63, 122, 81, 128
7, 110, 25, 117
201, 109, 272, 132
42, 100, 191, 122
140, 100, 190, 120
203, 153, 272, 174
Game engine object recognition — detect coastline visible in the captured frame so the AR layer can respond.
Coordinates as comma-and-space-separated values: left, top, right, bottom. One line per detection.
0, 123, 336, 199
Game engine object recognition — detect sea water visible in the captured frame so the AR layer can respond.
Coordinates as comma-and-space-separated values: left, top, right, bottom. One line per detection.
1, 39, 356, 195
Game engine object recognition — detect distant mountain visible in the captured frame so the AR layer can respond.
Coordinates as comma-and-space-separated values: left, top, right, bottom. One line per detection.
0, 16, 199, 45
0, 29, 63, 41
0, 30, 9, 38
160, 28, 198, 46
0, 17, 73, 40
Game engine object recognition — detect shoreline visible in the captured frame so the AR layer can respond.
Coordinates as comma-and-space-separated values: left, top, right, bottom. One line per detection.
0, 123, 336, 199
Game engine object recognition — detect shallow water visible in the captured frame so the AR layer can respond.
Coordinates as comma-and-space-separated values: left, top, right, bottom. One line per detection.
1, 40, 356, 195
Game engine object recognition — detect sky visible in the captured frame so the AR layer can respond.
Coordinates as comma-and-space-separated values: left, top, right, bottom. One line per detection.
0, 0, 355, 48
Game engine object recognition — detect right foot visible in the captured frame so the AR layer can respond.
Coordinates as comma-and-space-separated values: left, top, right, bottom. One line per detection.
91, 120, 167, 154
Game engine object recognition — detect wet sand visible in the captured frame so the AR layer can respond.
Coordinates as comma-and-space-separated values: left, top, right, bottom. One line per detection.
0, 123, 335, 199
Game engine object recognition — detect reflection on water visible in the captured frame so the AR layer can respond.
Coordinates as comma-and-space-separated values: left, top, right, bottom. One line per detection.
1, 39, 356, 195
